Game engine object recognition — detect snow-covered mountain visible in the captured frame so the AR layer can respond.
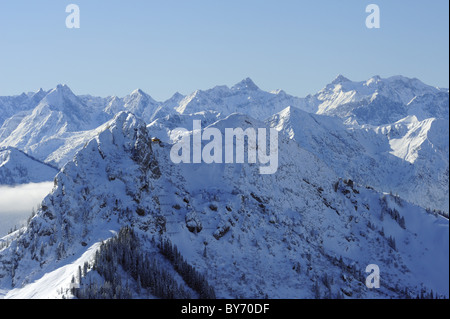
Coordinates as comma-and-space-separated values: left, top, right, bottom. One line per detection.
174, 78, 308, 120
406, 91, 449, 121
268, 106, 449, 213
0, 85, 105, 167
371, 116, 449, 213
0, 76, 447, 208
0, 147, 58, 185
0, 79, 307, 166
0, 112, 447, 299
0, 89, 48, 128
0, 75, 448, 299
303, 75, 447, 123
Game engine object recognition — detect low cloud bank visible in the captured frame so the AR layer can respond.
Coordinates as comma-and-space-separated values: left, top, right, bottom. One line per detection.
0, 182, 54, 237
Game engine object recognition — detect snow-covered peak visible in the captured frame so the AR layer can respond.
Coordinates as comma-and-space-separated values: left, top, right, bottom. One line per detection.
231, 77, 260, 91
130, 88, 148, 97
39, 84, 84, 112
365, 75, 382, 86
104, 96, 124, 115
30, 88, 47, 100
313, 75, 445, 123
46, 84, 76, 100
331, 74, 351, 85
105, 111, 146, 135
125, 88, 158, 106
125, 88, 156, 101
55, 83, 71, 91
161, 92, 186, 109
122, 89, 159, 122
173, 79, 308, 120
169, 92, 185, 101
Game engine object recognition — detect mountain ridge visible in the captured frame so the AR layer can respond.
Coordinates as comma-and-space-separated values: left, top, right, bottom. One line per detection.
0, 111, 447, 299
0, 76, 447, 213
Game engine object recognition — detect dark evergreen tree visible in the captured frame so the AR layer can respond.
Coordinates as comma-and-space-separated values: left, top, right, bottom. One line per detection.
73, 227, 215, 299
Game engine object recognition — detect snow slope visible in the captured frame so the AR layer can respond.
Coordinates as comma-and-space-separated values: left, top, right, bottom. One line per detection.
2, 241, 105, 299
0, 89, 48, 127
307, 75, 446, 122
0, 147, 58, 185
268, 106, 449, 213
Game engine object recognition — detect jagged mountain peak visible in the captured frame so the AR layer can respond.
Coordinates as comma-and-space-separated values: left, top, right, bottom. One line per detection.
231, 77, 260, 91
125, 88, 157, 104
41, 84, 81, 107
55, 83, 71, 90
365, 75, 382, 86
130, 88, 148, 96
270, 105, 306, 124
163, 91, 186, 106
46, 84, 78, 99
174, 78, 308, 120
170, 92, 184, 100
315, 74, 444, 119
324, 74, 437, 93
121, 89, 159, 123
331, 74, 351, 85
108, 110, 145, 131
30, 88, 47, 101
95, 111, 149, 144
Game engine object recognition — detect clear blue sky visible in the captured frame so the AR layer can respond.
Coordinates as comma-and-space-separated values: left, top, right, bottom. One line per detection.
0, 0, 448, 100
